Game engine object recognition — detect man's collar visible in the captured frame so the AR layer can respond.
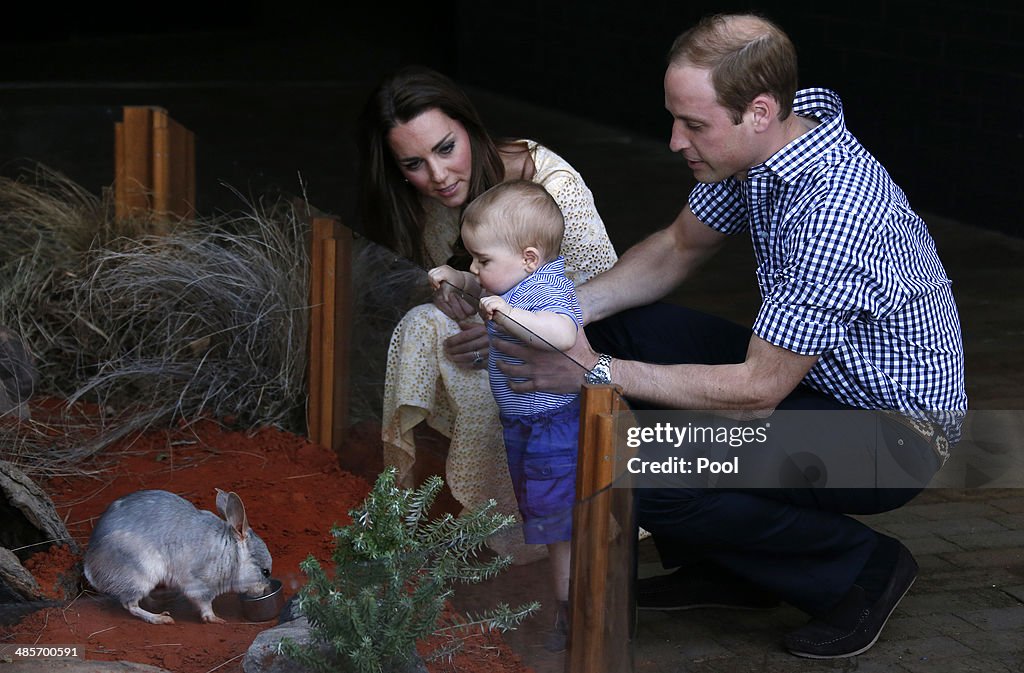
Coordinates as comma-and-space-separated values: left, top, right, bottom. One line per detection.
748, 88, 846, 184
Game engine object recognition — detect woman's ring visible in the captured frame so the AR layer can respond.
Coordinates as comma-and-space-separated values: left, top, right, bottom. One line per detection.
472, 351, 484, 366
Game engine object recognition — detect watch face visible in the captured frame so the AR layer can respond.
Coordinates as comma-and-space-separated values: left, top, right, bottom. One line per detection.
586, 354, 612, 385
586, 364, 611, 384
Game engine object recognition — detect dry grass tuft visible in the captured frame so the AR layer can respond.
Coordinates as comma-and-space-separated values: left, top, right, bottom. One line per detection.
0, 167, 322, 478
63, 195, 312, 431
0, 165, 430, 481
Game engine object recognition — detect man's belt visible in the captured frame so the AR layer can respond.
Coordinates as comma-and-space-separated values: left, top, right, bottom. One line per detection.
881, 411, 950, 465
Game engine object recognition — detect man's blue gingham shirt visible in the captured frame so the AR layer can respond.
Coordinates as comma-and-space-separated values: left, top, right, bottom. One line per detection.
488, 256, 584, 417
690, 88, 967, 445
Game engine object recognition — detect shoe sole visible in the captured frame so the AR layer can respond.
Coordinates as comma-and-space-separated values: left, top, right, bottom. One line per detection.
787, 574, 916, 659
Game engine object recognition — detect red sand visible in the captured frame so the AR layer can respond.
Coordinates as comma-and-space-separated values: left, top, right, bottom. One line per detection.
0, 413, 531, 673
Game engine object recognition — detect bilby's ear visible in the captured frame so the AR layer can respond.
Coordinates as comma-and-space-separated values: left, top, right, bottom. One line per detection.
217, 489, 250, 540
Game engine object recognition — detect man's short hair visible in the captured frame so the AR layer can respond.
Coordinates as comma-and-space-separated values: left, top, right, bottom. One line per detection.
462, 180, 565, 261
668, 13, 798, 124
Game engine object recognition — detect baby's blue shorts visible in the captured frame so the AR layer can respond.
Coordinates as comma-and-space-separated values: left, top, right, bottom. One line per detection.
501, 397, 580, 545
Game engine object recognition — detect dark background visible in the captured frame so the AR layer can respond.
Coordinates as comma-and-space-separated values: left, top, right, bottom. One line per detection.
2, 0, 1021, 237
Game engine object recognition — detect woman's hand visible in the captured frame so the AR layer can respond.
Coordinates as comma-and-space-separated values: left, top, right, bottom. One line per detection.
432, 286, 479, 322
494, 329, 598, 394
443, 321, 489, 370
428, 266, 478, 322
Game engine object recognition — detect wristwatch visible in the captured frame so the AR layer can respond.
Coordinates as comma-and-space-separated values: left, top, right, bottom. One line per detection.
585, 353, 613, 385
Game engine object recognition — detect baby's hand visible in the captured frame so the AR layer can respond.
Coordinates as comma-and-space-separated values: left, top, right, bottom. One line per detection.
428, 265, 459, 291
479, 295, 510, 321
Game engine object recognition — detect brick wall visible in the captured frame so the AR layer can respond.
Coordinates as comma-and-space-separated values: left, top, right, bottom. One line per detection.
454, 1, 1024, 237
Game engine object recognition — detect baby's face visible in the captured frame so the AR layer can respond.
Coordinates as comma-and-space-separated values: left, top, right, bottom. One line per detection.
463, 226, 530, 296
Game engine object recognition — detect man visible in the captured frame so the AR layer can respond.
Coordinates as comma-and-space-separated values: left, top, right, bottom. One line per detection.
497, 12, 966, 658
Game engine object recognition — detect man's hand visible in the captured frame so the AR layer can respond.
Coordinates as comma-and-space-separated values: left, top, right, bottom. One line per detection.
495, 329, 598, 394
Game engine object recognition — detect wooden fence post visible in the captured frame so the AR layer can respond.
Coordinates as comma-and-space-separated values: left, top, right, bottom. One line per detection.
567, 383, 634, 673
307, 217, 352, 451
114, 106, 195, 225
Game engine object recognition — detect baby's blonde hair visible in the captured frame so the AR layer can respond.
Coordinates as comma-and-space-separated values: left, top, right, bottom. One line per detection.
461, 179, 564, 261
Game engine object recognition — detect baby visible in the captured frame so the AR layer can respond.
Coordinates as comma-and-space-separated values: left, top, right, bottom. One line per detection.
429, 179, 582, 652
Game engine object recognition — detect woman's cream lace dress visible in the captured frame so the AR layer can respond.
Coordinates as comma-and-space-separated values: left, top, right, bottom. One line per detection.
381, 141, 617, 561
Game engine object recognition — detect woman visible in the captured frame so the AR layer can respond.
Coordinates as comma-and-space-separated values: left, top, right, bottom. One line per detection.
357, 65, 617, 560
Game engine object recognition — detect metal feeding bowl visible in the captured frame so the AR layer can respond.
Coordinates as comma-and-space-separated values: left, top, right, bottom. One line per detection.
239, 578, 285, 622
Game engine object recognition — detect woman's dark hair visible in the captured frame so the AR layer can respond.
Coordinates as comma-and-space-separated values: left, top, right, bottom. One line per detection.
357, 65, 505, 268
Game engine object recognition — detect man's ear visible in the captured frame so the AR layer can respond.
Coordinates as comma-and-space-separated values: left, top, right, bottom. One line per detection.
523, 246, 541, 272
749, 93, 776, 131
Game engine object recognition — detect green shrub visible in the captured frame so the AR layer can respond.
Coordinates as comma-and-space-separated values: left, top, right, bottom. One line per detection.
281, 467, 539, 673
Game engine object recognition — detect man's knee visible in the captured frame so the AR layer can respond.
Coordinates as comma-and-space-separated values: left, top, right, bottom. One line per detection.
635, 487, 707, 534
